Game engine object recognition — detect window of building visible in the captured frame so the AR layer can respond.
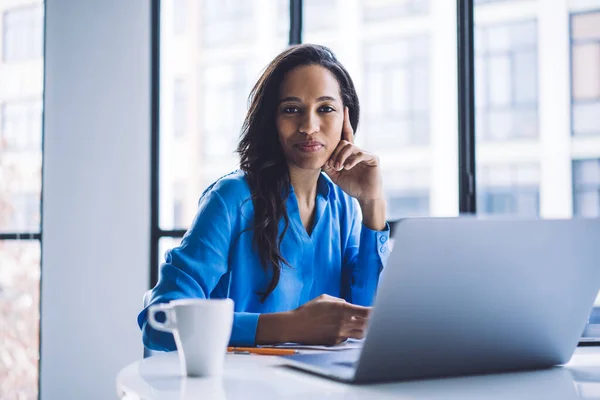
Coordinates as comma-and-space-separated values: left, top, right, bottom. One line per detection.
2, 5, 43, 62
0, 2, 44, 396
201, 0, 254, 47
363, 36, 430, 151
0, 101, 43, 151
571, 11, 600, 136
173, 78, 187, 138
173, 0, 186, 36
201, 62, 251, 161
477, 164, 540, 216
361, 0, 428, 21
475, 20, 538, 141
573, 159, 600, 217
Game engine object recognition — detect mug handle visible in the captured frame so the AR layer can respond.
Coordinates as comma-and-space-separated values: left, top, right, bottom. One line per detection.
147, 303, 177, 333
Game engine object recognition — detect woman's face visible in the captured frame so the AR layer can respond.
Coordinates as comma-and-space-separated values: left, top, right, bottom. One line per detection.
276, 65, 344, 172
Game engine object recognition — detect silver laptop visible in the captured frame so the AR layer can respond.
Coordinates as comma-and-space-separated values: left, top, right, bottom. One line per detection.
282, 218, 600, 383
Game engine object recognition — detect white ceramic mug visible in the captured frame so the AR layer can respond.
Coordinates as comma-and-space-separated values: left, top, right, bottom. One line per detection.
148, 298, 234, 377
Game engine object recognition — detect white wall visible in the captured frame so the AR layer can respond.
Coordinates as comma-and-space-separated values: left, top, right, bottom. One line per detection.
41, 1, 150, 398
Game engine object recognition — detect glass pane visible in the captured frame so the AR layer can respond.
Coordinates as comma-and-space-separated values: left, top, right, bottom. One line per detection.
572, 43, 600, 101
487, 109, 512, 140
513, 50, 537, 105
0, 240, 40, 399
304, 0, 336, 32
572, 11, 600, 41
304, 1, 458, 218
2, 4, 43, 62
573, 102, 600, 135
0, 0, 44, 234
362, 0, 429, 21
575, 190, 600, 217
486, 25, 511, 53
159, 0, 289, 230
475, 8, 543, 216
574, 159, 600, 186
158, 237, 184, 268
488, 55, 511, 107
513, 108, 538, 138
573, 160, 600, 218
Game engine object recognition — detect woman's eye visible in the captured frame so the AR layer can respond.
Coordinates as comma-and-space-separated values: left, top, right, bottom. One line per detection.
319, 106, 334, 113
282, 107, 299, 114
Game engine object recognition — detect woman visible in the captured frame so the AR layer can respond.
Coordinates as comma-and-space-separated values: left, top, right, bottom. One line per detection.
138, 44, 390, 351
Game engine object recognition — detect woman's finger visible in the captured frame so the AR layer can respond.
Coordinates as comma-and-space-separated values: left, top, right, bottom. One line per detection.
345, 329, 367, 340
342, 152, 367, 170
342, 302, 372, 320
342, 107, 355, 144
327, 141, 352, 169
343, 316, 369, 332
334, 143, 355, 170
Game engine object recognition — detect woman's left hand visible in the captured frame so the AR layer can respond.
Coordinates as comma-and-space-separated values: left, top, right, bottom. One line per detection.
322, 107, 383, 203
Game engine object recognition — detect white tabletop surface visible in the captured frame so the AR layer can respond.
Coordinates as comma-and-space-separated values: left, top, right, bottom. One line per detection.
117, 347, 600, 400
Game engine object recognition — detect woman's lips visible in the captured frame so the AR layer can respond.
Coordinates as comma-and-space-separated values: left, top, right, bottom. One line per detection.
296, 142, 324, 153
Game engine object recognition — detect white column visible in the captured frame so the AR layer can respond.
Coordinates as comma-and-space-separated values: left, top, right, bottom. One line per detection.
42, 1, 151, 398
538, 0, 573, 218
429, 0, 459, 216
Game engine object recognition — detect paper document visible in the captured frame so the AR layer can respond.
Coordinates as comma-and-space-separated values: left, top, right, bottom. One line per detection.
259, 338, 364, 351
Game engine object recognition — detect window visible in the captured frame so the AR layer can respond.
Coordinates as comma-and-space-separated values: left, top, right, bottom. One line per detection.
477, 164, 540, 217
475, 20, 538, 141
573, 159, 600, 217
303, 0, 458, 219
385, 168, 430, 218
1, 100, 43, 151
2, 4, 43, 62
201, 0, 255, 47
152, 0, 600, 341
0, 1, 44, 397
173, 78, 187, 138
571, 11, 600, 136
172, 182, 185, 227
172, 0, 186, 35
0, 240, 40, 399
201, 62, 252, 161
304, 0, 336, 32
363, 36, 430, 150
159, 0, 289, 235
361, 0, 428, 21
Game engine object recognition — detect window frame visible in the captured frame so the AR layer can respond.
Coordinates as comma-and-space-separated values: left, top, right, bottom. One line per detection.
570, 10, 600, 137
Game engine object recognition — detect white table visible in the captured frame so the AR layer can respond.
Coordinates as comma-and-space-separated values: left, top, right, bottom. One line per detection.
117, 347, 600, 399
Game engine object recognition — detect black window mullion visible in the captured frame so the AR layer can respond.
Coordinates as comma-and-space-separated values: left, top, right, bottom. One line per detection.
0, 233, 41, 240
289, 0, 303, 45
150, 0, 161, 288
457, 0, 477, 214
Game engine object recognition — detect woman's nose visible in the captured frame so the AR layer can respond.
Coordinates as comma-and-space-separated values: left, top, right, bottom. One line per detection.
299, 112, 319, 136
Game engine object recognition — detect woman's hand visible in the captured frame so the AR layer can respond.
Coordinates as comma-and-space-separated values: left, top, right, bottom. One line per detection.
322, 107, 383, 203
286, 294, 371, 345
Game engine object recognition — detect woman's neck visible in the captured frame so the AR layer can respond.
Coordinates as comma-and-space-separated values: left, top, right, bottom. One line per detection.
288, 166, 321, 208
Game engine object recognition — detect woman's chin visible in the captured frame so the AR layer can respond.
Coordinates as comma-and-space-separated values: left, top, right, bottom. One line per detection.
290, 159, 328, 171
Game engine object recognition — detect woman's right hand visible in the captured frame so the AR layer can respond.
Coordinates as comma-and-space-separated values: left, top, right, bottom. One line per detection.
286, 294, 372, 345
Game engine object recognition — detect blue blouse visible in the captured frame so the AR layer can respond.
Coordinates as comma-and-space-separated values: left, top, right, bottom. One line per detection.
138, 170, 390, 351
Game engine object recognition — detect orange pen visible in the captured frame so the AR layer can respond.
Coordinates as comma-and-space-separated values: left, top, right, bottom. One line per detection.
227, 347, 298, 356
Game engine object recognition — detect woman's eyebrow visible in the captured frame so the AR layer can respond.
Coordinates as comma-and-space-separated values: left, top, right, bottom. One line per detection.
278, 95, 339, 104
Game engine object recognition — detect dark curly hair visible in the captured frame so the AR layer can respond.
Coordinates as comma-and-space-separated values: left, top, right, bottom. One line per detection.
236, 44, 360, 302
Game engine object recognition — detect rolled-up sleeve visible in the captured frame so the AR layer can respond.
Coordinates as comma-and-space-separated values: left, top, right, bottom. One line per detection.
137, 190, 260, 351
341, 200, 390, 306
